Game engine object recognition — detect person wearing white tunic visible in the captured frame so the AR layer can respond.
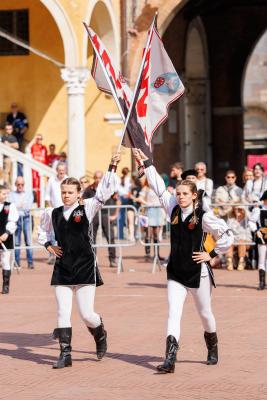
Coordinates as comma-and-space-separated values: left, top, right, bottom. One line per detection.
133, 149, 233, 373
242, 163, 267, 204
38, 153, 120, 369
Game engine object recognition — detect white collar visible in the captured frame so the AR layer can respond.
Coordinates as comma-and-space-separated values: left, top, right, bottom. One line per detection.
63, 201, 79, 212
180, 204, 193, 215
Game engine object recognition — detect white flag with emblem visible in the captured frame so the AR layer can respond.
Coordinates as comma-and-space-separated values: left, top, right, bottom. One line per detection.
135, 17, 185, 146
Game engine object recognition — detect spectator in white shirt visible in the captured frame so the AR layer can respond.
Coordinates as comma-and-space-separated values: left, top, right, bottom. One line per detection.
215, 170, 243, 219
242, 163, 267, 204
45, 163, 68, 208
9, 176, 34, 269
195, 162, 214, 207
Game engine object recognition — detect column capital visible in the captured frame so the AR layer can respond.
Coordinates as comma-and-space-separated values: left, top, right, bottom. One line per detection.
61, 67, 90, 95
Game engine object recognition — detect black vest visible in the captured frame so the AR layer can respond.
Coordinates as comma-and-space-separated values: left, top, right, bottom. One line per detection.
51, 205, 103, 286
0, 202, 14, 250
256, 208, 267, 245
167, 205, 215, 288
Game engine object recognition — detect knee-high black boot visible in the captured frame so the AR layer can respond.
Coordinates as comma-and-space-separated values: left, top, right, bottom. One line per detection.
52, 327, 72, 369
153, 239, 165, 261
157, 335, 179, 373
88, 318, 107, 360
145, 239, 151, 260
204, 331, 218, 365
258, 269, 266, 290
2, 270, 11, 294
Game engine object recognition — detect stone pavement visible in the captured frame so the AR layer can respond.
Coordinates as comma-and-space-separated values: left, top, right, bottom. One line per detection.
0, 245, 267, 400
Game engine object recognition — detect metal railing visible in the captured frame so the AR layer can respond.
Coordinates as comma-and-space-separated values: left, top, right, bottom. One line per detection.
10, 202, 259, 274
0, 142, 56, 207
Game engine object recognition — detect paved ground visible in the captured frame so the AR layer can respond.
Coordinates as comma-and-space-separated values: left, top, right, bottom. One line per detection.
0, 245, 267, 400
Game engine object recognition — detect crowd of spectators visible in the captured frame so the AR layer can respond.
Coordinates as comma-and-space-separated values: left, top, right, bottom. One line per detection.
0, 102, 266, 274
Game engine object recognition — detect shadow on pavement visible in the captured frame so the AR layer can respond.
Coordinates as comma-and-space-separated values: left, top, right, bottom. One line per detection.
0, 332, 56, 365
128, 282, 167, 289
216, 283, 256, 290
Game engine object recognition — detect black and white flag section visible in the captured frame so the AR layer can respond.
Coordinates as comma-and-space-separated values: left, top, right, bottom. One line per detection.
83, 23, 151, 158
83, 15, 185, 160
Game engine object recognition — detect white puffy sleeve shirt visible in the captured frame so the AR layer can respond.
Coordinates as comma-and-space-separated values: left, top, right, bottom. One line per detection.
38, 171, 118, 245
145, 165, 233, 255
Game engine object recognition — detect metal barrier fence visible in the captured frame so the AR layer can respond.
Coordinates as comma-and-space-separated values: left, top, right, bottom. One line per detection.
10, 202, 259, 274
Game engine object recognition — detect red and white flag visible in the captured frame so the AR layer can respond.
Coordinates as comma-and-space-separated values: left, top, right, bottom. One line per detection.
83, 23, 132, 120
134, 17, 185, 146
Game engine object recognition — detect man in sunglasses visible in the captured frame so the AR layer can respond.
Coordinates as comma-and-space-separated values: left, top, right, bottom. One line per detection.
215, 170, 243, 218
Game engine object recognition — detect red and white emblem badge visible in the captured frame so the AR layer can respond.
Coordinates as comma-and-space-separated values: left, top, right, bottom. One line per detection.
73, 210, 83, 223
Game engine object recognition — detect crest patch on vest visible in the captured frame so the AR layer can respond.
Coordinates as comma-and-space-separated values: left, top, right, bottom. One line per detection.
73, 210, 83, 222
3, 205, 10, 214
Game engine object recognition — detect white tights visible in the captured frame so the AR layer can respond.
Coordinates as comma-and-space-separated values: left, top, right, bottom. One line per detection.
258, 244, 267, 271
55, 285, 101, 329
167, 276, 216, 342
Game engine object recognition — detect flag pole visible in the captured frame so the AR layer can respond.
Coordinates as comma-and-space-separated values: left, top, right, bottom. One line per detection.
116, 12, 157, 153
83, 22, 126, 123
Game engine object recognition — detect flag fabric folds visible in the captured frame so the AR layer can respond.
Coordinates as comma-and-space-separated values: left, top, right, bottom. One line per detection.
134, 17, 185, 147
83, 16, 185, 160
84, 24, 132, 119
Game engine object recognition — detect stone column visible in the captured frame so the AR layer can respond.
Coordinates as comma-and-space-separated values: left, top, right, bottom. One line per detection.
61, 68, 90, 178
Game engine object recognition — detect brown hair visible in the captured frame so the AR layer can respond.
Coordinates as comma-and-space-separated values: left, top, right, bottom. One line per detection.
172, 180, 198, 225
171, 162, 183, 171
61, 177, 81, 192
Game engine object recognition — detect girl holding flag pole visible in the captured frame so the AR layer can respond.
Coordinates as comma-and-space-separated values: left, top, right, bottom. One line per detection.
38, 152, 120, 369
133, 148, 233, 373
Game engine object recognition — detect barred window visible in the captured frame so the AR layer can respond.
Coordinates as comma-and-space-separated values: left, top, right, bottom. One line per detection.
0, 9, 29, 56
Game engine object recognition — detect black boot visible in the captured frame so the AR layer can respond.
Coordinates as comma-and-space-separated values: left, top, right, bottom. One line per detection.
258, 269, 266, 290
157, 335, 179, 373
88, 319, 107, 360
145, 239, 151, 260
204, 331, 218, 365
2, 270, 11, 294
52, 327, 72, 369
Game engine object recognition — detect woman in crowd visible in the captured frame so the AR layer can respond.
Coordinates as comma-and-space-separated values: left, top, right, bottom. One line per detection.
117, 167, 135, 241
133, 149, 233, 373
242, 168, 254, 186
225, 205, 252, 271
195, 162, 214, 207
242, 163, 267, 204
38, 153, 120, 369
138, 178, 165, 261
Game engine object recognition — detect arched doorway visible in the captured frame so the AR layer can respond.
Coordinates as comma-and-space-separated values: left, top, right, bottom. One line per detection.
183, 17, 211, 169
243, 29, 267, 169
